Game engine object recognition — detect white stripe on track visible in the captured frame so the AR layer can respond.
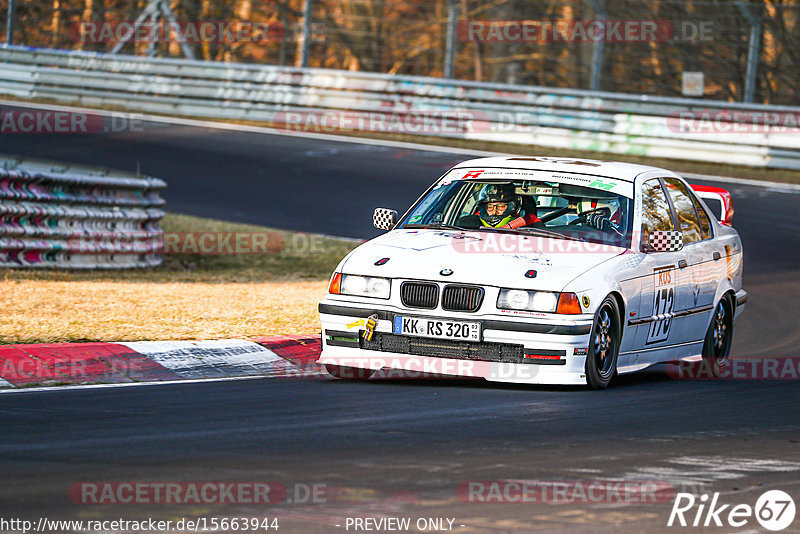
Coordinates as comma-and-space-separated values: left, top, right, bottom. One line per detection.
3, 98, 797, 192
682, 171, 800, 193
0, 374, 281, 395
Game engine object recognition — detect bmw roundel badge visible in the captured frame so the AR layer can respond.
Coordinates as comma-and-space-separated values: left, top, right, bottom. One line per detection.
440, 268, 453, 276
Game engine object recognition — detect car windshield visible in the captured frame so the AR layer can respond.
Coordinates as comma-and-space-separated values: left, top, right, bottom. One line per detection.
399, 168, 634, 247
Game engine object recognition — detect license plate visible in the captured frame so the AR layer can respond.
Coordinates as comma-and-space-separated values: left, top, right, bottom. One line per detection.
393, 315, 481, 342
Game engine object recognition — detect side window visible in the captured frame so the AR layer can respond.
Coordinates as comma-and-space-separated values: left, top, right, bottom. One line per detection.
663, 178, 703, 244
640, 179, 674, 248
690, 194, 713, 240
458, 193, 479, 219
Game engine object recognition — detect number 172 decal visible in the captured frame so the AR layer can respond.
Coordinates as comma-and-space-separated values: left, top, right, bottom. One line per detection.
647, 267, 675, 344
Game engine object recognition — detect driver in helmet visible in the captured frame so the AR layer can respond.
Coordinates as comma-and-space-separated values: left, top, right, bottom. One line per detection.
456, 183, 543, 229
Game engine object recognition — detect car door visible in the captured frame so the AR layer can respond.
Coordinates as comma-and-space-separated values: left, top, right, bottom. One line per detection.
633, 178, 694, 358
662, 177, 719, 342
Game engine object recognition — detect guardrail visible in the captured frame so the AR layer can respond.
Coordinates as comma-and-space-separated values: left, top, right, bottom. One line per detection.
0, 46, 799, 169
0, 154, 165, 268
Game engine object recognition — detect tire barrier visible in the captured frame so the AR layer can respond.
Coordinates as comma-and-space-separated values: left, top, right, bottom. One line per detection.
1, 46, 799, 169
0, 155, 166, 268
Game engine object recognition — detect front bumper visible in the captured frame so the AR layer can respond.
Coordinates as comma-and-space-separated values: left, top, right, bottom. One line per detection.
734, 289, 747, 322
318, 300, 594, 385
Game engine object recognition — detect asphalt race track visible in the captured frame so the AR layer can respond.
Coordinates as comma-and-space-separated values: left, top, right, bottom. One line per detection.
1, 116, 800, 533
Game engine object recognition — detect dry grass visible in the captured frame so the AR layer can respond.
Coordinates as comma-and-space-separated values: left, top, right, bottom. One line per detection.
0, 279, 327, 344
0, 213, 357, 344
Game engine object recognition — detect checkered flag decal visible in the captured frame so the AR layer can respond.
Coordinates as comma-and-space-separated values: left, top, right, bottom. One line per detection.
373, 208, 398, 231
649, 230, 683, 252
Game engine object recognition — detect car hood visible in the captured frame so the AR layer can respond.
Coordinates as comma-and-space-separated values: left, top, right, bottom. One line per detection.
341, 229, 626, 291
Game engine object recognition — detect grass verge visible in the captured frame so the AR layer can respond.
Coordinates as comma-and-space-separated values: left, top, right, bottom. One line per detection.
0, 213, 358, 344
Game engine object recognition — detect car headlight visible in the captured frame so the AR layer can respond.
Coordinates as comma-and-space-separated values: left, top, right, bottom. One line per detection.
340, 274, 391, 299
497, 288, 558, 312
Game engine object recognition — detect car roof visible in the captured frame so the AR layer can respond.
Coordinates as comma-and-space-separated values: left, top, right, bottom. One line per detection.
451, 156, 678, 183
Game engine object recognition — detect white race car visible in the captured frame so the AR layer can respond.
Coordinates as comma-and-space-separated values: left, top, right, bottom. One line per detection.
318, 156, 746, 388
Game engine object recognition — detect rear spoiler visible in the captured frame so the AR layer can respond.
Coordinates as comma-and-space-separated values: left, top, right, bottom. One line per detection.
690, 184, 734, 226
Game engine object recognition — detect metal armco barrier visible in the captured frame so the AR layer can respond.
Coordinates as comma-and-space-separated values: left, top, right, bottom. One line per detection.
0, 46, 799, 169
0, 155, 165, 268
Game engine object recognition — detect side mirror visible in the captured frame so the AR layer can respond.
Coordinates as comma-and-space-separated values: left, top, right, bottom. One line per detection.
645, 230, 684, 253
373, 208, 398, 231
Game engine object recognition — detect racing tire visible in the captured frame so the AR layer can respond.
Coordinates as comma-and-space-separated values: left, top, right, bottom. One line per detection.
585, 296, 621, 390
324, 364, 375, 380
702, 295, 733, 369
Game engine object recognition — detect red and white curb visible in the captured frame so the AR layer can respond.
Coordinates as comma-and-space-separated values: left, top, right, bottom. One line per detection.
0, 335, 324, 389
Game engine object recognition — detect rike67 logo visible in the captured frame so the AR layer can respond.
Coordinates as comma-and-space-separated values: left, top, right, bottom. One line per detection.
668, 490, 796, 531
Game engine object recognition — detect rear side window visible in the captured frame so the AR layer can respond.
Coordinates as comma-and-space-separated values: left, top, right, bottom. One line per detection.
663, 178, 703, 244
701, 197, 723, 221
690, 195, 713, 239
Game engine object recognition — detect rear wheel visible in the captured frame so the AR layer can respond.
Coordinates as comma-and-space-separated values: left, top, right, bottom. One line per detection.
324, 364, 375, 380
585, 297, 621, 389
702, 295, 733, 369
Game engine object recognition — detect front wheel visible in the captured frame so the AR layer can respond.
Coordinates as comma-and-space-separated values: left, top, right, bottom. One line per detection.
702, 295, 733, 369
324, 364, 375, 380
585, 296, 621, 389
